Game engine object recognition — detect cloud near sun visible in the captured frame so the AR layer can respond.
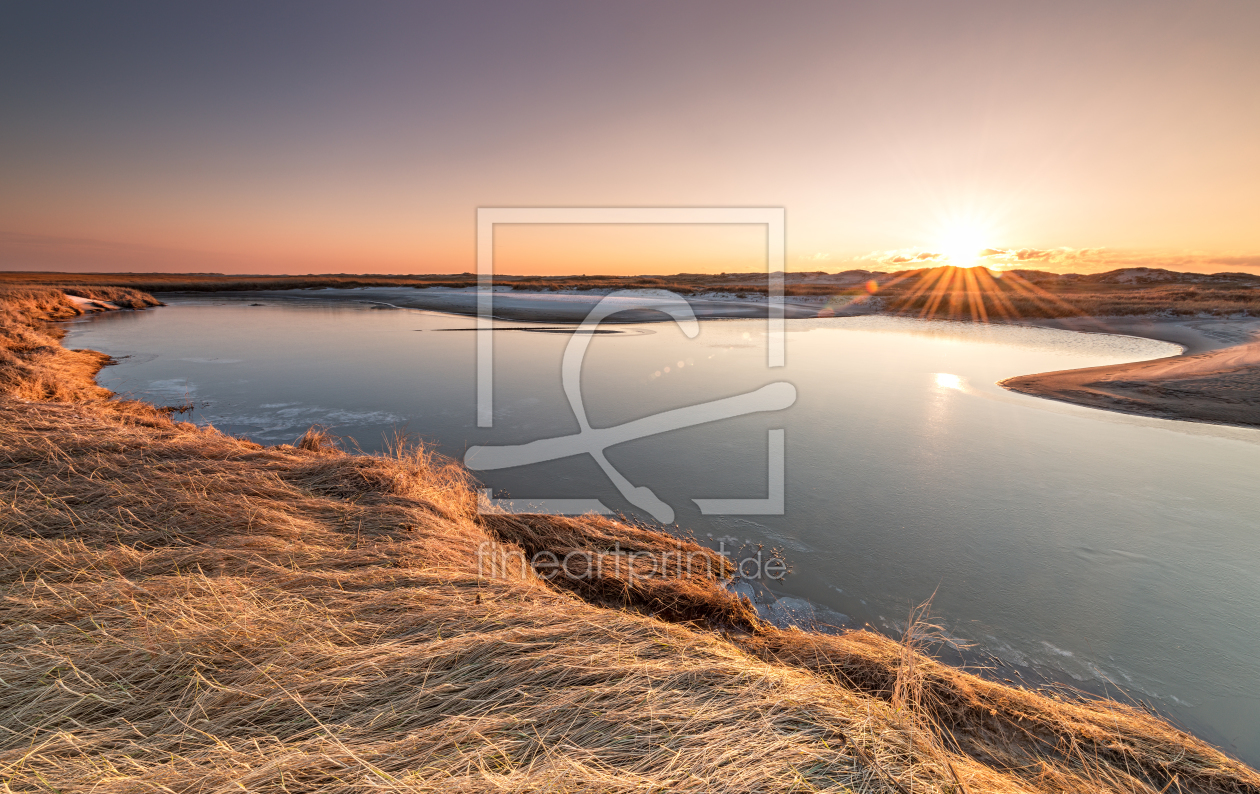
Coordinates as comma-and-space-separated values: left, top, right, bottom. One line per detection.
871, 247, 1103, 269
858, 247, 1260, 274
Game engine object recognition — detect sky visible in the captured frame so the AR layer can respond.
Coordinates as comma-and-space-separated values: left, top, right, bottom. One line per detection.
2, 0, 1258, 276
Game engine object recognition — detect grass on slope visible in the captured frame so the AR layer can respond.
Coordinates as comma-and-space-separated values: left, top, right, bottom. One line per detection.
1, 287, 1257, 793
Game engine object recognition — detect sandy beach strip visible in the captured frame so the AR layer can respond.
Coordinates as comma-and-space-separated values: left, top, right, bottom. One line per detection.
157, 286, 855, 323
1001, 317, 1260, 428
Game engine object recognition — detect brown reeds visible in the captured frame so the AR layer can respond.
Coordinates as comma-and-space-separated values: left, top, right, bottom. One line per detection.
481, 513, 762, 629
739, 625, 1259, 793
0, 286, 161, 403
0, 400, 972, 793
1, 287, 1258, 792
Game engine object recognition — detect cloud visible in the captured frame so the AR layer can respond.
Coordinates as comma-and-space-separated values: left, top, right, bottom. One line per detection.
852, 246, 1260, 275
978, 247, 1104, 266
978, 247, 1070, 262
881, 251, 946, 265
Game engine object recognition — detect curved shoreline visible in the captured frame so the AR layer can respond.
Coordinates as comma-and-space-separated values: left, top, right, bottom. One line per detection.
998, 317, 1260, 429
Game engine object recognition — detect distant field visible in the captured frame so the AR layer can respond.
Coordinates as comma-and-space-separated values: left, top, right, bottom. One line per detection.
2, 265, 1258, 318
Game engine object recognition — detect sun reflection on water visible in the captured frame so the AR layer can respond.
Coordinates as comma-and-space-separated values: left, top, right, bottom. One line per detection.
935, 372, 964, 390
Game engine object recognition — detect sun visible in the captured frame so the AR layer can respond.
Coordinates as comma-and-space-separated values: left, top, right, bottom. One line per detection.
936, 223, 989, 267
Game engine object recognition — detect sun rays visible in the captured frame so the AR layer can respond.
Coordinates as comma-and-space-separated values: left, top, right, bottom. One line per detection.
866, 262, 1112, 327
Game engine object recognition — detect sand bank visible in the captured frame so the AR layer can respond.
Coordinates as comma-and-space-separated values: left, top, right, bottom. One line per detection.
1002, 317, 1260, 428
159, 286, 858, 322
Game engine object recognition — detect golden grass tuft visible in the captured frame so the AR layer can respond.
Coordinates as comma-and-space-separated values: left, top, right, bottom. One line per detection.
1, 287, 1257, 792
0, 286, 161, 404
739, 628, 1258, 793
482, 513, 763, 629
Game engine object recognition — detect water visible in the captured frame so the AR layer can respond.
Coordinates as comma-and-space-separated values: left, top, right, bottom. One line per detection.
67, 293, 1260, 762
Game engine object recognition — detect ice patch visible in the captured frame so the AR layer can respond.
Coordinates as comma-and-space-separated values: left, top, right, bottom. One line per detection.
763, 531, 813, 553
144, 379, 197, 398
726, 582, 851, 633
762, 596, 851, 632
197, 404, 405, 435
707, 516, 813, 552
66, 294, 120, 311
1040, 641, 1075, 657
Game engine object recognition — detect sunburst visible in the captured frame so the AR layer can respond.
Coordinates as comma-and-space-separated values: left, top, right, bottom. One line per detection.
935, 223, 989, 267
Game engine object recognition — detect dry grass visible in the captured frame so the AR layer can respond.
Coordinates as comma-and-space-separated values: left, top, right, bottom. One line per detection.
481, 513, 763, 629
0, 401, 966, 793
0, 286, 161, 403
1, 287, 1258, 792
739, 628, 1257, 793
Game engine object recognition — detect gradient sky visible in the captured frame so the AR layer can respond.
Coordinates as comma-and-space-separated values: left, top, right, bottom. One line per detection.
2, 1, 1258, 275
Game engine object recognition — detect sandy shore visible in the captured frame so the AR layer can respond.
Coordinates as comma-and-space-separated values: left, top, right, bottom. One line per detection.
1001, 316, 1260, 428
167, 286, 845, 323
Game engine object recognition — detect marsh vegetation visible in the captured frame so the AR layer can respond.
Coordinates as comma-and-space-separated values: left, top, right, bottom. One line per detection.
2, 287, 1258, 791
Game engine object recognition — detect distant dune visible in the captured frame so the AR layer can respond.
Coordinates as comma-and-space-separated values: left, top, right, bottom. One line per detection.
3, 264, 1260, 319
